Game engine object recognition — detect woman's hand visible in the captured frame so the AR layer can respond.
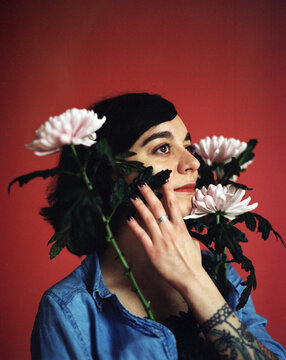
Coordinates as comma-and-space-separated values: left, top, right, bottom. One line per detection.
126, 182, 281, 359
126, 181, 203, 293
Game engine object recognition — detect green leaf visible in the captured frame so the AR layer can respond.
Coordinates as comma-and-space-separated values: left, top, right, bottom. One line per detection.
127, 166, 171, 199
221, 157, 240, 180
189, 231, 214, 250
188, 219, 259, 309
148, 169, 172, 190
253, 213, 285, 246
219, 180, 253, 191
116, 160, 145, 176
216, 224, 247, 259
48, 227, 70, 259
216, 225, 228, 253
236, 260, 257, 310
244, 213, 257, 232
115, 151, 137, 160
237, 139, 258, 167
230, 212, 256, 232
209, 223, 253, 305
109, 177, 126, 209
114, 151, 145, 176
211, 224, 256, 309
8, 168, 60, 193
47, 182, 105, 257
230, 212, 285, 246
184, 218, 209, 233
95, 138, 116, 170
68, 188, 105, 255
195, 153, 215, 188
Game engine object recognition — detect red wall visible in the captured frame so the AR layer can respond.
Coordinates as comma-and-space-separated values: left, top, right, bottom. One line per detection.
1, 1, 285, 358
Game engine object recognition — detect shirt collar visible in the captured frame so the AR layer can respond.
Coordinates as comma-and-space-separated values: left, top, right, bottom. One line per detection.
81, 252, 112, 302
81, 250, 242, 316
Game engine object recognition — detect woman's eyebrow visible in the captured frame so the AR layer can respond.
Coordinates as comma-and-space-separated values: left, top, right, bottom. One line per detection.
141, 131, 192, 147
141, 131, 173, 147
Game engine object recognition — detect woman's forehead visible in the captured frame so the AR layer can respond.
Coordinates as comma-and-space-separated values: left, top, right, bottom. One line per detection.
142, 116, 188, 139
132, 115, 190, 149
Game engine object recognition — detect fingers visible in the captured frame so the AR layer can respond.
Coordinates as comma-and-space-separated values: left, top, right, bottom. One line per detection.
126, 216, 154, 255
128, 182, 171, 246
131, 181, 183, 227
127, 181, 185, 248
135, 182, 169, 221
160, 182, 184, 225
130, 192, 161, 237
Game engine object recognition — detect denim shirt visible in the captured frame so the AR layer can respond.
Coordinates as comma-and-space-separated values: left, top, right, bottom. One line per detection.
31, 252, 286, 359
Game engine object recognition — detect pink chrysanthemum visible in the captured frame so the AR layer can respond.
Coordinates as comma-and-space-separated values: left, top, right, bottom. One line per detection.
25, 108, 106, 156
193, 136, 250, 167
184, 184, 258, 221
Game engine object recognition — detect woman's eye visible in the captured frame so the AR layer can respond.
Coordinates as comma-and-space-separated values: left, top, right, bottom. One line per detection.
154, 144, 170, 154
186, 145, 196, 154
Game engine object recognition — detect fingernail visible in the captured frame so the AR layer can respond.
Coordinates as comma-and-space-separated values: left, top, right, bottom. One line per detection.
126, 215, 133, 221
138, 181, 146, 188
131, 194, 138, 200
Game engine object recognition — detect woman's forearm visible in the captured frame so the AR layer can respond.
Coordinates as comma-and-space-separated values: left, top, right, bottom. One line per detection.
179, 270, 279, 360
201, 302, 279, 360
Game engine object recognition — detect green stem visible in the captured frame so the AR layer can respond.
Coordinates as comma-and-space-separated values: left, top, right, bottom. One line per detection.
70, 145, 93, 191
215, 213, 228, 298
109, 206, 118, 222
103, 215, 155, 321
69, 144, 155, 321
214, 214, 221, 281
215, 166, 221, 182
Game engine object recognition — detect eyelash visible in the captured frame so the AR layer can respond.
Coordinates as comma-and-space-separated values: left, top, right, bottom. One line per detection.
154, 143, 196, 155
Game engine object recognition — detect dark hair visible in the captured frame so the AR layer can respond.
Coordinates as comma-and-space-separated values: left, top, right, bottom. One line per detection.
41, 93, 177, 256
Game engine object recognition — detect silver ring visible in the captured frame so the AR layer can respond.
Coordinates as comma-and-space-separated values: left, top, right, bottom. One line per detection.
157, 214, 169, 223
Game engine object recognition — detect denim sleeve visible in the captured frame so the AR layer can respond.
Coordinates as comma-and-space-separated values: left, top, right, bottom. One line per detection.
31, 292, 94, 360
240, 295, 286, 360
228, 265, 286, 360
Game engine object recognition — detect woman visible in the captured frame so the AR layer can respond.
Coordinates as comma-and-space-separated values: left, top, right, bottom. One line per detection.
31, 93, 286, 359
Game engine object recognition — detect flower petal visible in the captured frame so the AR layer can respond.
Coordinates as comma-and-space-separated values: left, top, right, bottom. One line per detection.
193, 135, 252, 167
25, 109, 106, 156
190, 184, 258, 220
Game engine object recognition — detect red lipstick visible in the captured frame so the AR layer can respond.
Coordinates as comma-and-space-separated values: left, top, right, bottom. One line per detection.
174, 183, 196, 193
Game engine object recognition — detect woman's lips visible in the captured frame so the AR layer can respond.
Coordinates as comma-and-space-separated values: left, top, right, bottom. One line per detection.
174, 184, 196, 193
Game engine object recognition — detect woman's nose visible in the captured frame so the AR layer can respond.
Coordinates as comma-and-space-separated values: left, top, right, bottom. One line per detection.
178, 149, 200, 174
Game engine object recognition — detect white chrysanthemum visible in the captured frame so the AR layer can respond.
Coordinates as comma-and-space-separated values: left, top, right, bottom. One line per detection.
184, 184, 258, 221
193, 136, 249, 166
25, 108, 106, 156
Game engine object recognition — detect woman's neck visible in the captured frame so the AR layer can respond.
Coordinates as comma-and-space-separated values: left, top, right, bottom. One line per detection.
99, 221, 188, 321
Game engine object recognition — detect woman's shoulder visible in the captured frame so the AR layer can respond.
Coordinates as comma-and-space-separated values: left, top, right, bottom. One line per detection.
40, 252, 100, 308
45, 270, 86, 304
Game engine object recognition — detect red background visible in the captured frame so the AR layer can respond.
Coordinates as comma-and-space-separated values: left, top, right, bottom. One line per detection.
1, 1, 285, 358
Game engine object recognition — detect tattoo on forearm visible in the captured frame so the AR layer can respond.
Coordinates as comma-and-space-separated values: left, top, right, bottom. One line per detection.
202, 303, 233, 333
201, 303, 279, 360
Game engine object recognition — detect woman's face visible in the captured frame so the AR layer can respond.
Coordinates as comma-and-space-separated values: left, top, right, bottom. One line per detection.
126, 115, 200, 217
